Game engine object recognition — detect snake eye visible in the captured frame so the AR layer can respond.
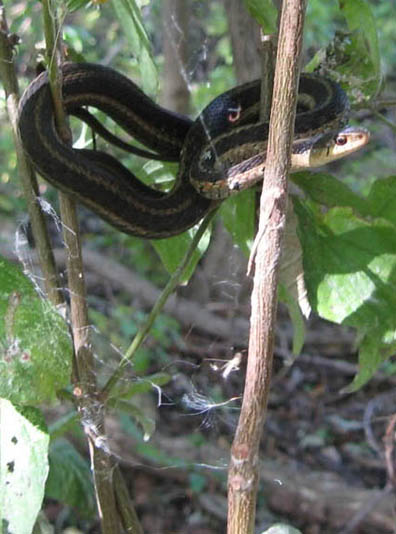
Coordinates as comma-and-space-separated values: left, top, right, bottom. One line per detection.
335, 135, 347, 146
227, 105, 242, 123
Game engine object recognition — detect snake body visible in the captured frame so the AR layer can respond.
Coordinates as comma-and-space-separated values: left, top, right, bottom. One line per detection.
18, 62, 369, 238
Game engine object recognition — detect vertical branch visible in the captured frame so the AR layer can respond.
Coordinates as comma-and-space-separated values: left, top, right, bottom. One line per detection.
0, 1, 62, 306
224, 0, 261, 83
40, 2, 134, 532
259, 33, 276, 122
227, 1, 307, 533
161, 0, 189, 113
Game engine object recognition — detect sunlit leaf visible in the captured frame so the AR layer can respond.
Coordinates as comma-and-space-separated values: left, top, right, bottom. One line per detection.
294, 198, 396, 389
306, 0, 381, 103
244, 0, 277, 34
0, 401, 49, 533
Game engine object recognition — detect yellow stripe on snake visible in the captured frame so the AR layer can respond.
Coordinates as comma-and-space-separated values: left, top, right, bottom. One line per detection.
18, 63, 369, 239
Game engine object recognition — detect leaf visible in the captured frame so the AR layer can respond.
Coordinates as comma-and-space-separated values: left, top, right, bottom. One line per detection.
114, 372, 172, 399
292, 171, 369, 215
45, 439, 95, 517
65, 0, 91, 11
152, 224, 212, 283
221, 189, 256, 257
365, 175, 396, 226
279, 203, 311, 320
0, 258, 73, 405
339, 0, 380, 79
0, 400, 49, 534
115, 399, 156, 440
294, 199, 396, 388
244, 0, 278, 34
111, 0, 158, 95
276, 203, 309, 354
306, 0, 381, 104
278, 285, 306, 356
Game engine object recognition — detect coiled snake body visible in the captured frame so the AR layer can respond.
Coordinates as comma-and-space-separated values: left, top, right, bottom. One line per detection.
18, 63, 369, 239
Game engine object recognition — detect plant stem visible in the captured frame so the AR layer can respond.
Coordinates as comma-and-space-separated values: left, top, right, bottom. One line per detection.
227, 1, 307, 532
102, 208, 218, 397
0, 1, 62, 306
370, 107, 396, 134
41, 2, 127, 532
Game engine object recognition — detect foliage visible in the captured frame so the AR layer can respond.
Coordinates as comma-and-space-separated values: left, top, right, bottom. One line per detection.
0, 400, 49, 534
0, 258, 72, 405
0, 0, 395, 530
45, 439, 95, 517
245, 0, 394, 388
293, 175, 396, 390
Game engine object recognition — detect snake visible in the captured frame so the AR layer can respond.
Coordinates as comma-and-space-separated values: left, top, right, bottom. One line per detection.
17, 62, 369, 239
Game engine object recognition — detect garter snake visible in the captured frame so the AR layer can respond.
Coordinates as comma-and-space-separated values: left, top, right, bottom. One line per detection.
18, 62, 369, 239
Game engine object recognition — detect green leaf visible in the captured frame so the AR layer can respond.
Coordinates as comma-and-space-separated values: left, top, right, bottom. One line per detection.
221, 189, 256, 257
306, 0, 381, 104
244, 0, 277, 34
111, 0, 158, 95
0, 258, 73, 405
152, 224, 212, 283
0, 400, 49, 534
365, 175, 396, 226
114, 372, 172, 399
278, 285, 306, 356
45, 439, 95, 517
115, 399, 156, 440
347, 332, 396, 392
294, 200, 396, 388
65, 0, 91, 12
340, 0, 380, 78
292, 172, 369, 215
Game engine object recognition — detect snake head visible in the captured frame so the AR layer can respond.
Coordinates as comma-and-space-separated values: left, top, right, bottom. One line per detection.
292, 126, 370, 169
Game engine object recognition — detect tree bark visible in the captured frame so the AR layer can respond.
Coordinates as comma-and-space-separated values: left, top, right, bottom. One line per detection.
223, 0, 261, 84
227, 1, 307, 532
161, 0, 190, 113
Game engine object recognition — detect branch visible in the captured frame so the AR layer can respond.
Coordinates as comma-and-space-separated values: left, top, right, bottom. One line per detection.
40, 2, 127, 531
0, 1, 62, 306
227, 1, 307, 532
102, 208, 219, 397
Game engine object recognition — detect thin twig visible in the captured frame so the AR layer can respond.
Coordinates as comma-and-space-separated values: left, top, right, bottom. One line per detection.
113, 466, 144, 534
370, 106, 396, 134
0, 1, 62, 306
373, 99, 396, 108
384, 414, 396, 486
102, 208, 218, 397
259, 32, 276, 122
338, 483, 394, 534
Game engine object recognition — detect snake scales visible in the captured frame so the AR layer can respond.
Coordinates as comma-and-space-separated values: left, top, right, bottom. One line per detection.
17, 62, 369, 239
